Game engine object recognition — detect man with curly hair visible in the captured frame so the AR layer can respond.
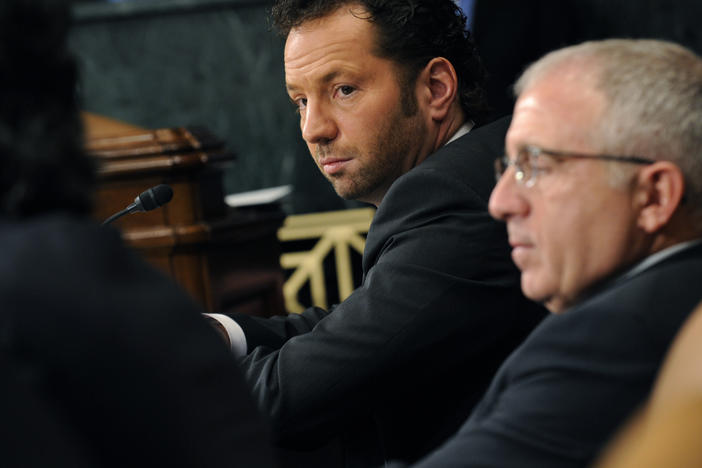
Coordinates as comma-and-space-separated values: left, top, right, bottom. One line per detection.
208, 1, 546, 466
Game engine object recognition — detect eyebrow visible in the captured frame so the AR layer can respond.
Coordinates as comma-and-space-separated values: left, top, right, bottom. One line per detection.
286, 70, 346, 94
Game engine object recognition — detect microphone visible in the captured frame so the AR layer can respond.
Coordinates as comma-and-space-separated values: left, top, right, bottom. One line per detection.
102, 184, 174, 226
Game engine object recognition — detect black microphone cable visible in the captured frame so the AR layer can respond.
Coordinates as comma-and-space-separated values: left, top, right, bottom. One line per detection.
102, 184, 174, 226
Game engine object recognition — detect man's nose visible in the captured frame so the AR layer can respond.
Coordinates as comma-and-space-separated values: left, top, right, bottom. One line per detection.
301, 100, 338, 144
488, 168, 530, 221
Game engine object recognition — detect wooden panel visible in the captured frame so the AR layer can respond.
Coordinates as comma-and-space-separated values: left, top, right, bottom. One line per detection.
83, 113, 286, 316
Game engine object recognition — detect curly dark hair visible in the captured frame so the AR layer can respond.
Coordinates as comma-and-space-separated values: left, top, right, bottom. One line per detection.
0, 0, 94, 218
271, 0, 489, 121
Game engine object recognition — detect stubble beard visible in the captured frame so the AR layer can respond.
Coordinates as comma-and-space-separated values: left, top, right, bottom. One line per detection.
315, 103, 426, 203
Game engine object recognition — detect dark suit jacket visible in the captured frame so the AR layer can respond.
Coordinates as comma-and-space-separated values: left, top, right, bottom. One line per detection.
399, 241, 702, 468
0, 352, 92, 468
0, 215, 275, 468
234, 117, 547, 467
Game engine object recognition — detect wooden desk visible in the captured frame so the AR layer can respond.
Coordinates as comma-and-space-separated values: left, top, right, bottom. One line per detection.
84, 112, 286, 317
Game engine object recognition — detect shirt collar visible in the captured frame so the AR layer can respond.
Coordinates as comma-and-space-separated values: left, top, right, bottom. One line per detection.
445, 121, 474, 146
621, 238, 702, 281
572, 238, 702, 310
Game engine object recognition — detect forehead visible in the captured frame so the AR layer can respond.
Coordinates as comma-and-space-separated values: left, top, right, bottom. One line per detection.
284, 7, 379, 82
506, 71, 607, 153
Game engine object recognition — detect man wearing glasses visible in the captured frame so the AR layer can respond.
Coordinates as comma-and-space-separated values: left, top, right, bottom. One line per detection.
390, 38, 702, 467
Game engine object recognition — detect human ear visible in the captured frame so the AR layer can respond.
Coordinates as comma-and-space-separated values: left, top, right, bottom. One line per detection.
417, 57, 458, 121
635, 161, 686, 233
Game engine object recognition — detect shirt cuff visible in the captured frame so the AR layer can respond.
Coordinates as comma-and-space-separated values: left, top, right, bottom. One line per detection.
203, 313, 247, 357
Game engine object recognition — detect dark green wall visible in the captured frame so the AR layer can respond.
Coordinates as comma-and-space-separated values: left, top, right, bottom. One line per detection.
69, 0, 357, 214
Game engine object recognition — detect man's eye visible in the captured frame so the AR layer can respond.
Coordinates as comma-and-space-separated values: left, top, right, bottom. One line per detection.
336, 85, 355, 97
528, 154, 558, 172
293, 98, 307, 113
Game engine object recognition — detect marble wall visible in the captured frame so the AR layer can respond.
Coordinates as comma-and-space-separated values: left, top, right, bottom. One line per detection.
70, 0, 357, 214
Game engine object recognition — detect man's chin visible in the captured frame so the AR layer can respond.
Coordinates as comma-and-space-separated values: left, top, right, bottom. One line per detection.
327, 174, 385, 205
544, 297, 568, 314
521, 277, 560, 313
329, 179, 364, 201
332, 186, 360, 201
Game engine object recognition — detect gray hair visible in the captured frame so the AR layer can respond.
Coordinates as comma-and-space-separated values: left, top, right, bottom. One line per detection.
515, 39, 702, 223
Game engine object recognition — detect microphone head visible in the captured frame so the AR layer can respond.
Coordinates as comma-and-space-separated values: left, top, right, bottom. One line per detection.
135, 184, 173, 211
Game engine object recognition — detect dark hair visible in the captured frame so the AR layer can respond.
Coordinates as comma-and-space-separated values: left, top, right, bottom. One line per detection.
271, 0, 489, 121
0, 0, 94, 218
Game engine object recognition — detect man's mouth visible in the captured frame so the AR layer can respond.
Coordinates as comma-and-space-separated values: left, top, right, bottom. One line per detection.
319, 157, 351, 175
508, 236, 534, 268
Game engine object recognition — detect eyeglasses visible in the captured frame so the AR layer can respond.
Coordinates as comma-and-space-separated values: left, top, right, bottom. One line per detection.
494, 145, 656, 187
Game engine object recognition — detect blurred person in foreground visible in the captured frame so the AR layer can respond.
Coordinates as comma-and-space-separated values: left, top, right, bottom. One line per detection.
595, 300, 702, 468
390, 38, 702, 467
0, 1, 274, 466
207, 0, 545, 466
